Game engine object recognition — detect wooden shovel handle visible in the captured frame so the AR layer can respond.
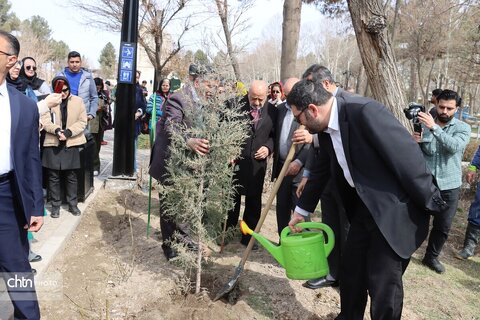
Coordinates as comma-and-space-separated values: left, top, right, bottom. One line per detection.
239, 125, 305, 265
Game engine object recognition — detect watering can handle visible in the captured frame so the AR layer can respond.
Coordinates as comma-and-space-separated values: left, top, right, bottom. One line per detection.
281, 222, 335, 257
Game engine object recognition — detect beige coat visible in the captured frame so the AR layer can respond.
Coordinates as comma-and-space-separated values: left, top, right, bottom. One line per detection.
41, 95, 87, 148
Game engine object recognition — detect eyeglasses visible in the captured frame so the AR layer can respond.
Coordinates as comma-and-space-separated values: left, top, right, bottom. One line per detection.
62, 88, 69, 93
294, 107, 308, 122
25, 65, 37, 71
272, 90, 280, 94
0, 50, 14, 56
14, 61, 23, 68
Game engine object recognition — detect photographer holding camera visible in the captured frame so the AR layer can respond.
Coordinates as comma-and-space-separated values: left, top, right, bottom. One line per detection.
413, 89, 471, 273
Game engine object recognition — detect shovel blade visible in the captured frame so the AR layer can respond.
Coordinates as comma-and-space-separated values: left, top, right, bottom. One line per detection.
213, 265, 243, 301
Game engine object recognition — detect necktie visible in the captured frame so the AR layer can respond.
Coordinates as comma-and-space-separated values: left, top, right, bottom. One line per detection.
251, 107, 260, 128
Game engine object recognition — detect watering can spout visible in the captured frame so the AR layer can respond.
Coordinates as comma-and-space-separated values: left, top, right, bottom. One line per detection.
239, 221, 285, 267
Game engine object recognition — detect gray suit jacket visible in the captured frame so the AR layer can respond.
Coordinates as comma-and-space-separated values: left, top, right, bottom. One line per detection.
272, 101, 309, 183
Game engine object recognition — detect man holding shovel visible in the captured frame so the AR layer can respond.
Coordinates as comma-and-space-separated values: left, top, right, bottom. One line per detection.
287, 79, 447, 320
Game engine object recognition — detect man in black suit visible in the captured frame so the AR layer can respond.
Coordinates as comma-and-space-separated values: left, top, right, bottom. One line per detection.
0, 30, 44, 319
287, 79, 447, 320
271, 77, 310, 238
226, 80, 276, 247
294, 65, 351, 290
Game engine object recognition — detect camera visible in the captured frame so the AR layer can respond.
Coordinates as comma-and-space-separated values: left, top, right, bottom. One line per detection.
403, 103, 425, 133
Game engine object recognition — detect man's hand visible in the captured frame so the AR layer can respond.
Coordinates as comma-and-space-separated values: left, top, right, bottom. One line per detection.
296, 177, 308, 198
286, 161, 301, 176
254, 146, 269, 160
292, 128, 313, 145
44, 93, 62, 108
134, 111, 142, 120
26, 216, 44, 232
288, 212, 306, 233
466, 171, 477, 184
187, 138, 210, 155
413, 131, 422, 143
417, 111, 435, 129
87, 114, 94, 121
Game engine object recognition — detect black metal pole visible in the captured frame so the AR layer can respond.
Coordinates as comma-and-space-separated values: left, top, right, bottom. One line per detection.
112, 0, 139, 176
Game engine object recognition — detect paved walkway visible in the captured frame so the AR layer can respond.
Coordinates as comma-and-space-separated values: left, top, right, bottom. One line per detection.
0, 130, 151, 319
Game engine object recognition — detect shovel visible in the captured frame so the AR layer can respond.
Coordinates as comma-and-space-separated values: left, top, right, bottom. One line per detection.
214, 125, 305, 301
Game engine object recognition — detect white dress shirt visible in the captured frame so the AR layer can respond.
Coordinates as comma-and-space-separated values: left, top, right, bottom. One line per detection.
279, 103, 294, 160
0, 80, 12, 174
295, 97, 355, 217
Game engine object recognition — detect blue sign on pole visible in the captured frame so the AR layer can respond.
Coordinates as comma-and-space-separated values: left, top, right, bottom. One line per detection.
118, 42, 136, 84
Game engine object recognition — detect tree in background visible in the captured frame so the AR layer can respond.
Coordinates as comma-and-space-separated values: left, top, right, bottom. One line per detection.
98, 42, 117, 79
69, 0, 204, 84
21, 15, 51, 41
194, 49, 209, 65
211, 0, 253, 81
346, 0, 409, 126
280, 0, 302, 82
0, 0, 20, 32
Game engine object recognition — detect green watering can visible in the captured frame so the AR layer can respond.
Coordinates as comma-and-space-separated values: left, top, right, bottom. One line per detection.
240, 221, 335, 280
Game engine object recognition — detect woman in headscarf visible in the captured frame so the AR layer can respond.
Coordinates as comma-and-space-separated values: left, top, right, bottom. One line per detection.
268, 81, 285, 107
146, 78, 169, 126
41, 76, 87, 218
19, 56, 51, 98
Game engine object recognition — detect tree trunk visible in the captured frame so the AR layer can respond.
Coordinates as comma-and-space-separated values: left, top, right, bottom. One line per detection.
347, 0, 410, 128
390, 0, 401, 44
280, 0, 302, 83
408, 60, 416, 103
215, 0, 241, 81
356, 64, 364, 94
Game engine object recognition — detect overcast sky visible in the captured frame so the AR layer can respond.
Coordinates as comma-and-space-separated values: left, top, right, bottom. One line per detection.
10, 0, 324, 68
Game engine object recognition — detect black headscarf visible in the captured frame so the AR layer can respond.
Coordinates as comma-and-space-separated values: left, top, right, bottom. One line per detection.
51, 76, 71, 129
6, 71, 26, 92
19, 57, 45, 91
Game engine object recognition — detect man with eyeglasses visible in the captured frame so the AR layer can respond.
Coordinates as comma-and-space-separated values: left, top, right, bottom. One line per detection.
0, 30, 43, 320
293, 65, 351, 290
56, 51, 98, 120
287, 79, 447, 319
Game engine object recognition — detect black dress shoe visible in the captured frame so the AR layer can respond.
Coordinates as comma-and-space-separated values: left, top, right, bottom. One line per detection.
162, 245, 178, 261
51, 207, 60, 218
69, 205, 81, 216
303, 277, 339, 289
422, 256, 445, 274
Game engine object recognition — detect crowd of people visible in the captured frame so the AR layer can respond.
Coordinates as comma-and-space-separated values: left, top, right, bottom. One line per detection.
1, 29, 479, 320
146, 62, 479, 320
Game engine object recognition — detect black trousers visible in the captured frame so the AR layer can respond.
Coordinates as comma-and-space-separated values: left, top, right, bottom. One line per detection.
425, 188, 460, 258
0, 177, 40, 319
227, 190, 262, 242
275, 174, 298, 237
337, 194, 409, 320
158, 192, 190, 250
48, 169, 77, 208
320, 184, 349, 281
